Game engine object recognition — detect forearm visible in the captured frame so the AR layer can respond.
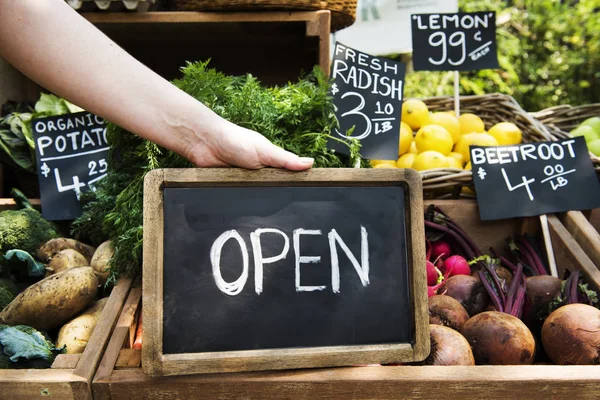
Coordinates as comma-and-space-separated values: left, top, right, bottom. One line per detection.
0, 0, 217, 157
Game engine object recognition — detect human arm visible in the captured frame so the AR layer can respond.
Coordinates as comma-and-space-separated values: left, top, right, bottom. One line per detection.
0, 0, 314, 170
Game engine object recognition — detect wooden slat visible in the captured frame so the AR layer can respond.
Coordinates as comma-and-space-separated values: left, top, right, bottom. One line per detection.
73, 277, 133, 380
95, 365, 600, 400
115, 349, 142, 368
83, 11, 323, 24
95, 285, 143, 382
51, 354, 82, 369
562, 210, 600, 269
549, 214, 600, 291
0, 370, 90, 400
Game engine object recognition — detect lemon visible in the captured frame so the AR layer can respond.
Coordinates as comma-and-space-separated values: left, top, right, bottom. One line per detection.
488, 122, 522, 145
426, 112, 461, 143
454, 133, 499, 163
398, 121, 413, 156
446, 156, 463, 169
415, 124, 453, 156
396, 153, 416, 169
411, 151, 450, 171
458, 113, 486, 134
373, 163, 397, 168
408, 142, 418, 154
402, 99, 429, 130
465, 161, 472, 170
448, 151, 465, 166
370, 160, 396, 167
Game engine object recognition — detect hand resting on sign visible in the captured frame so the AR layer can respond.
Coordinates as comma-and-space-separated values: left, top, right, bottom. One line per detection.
0, 0, 314, 171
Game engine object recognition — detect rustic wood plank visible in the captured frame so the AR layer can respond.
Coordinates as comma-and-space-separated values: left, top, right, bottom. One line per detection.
0, 370, 90, 400
96, 285, 143, 382
83, 11, 322, 24
143, 168, 428, 376
73, 277, 133, 380
116, 349, 142, 368
316, 10, 331, 78
562, 210, 600, 269
0, 198, 42, 207
96, 365, 600, 400
51, 354, 82, 369
547, 214, 600, 291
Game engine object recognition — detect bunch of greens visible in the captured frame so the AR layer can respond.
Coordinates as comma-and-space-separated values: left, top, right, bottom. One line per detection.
72, 61, 365, 281
0, 325, 64, 369
402, 0, 600, 111
0, 94, 83, 172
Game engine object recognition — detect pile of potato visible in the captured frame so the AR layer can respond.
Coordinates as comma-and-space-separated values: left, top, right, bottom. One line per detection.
0, 238, 114, 356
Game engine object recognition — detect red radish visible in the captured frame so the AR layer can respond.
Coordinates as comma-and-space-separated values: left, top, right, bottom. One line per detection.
430, 240, 452, 262
441, 255, 470, 277
426, 260, 441, 286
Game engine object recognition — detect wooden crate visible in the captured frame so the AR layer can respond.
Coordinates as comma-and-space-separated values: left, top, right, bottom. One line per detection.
92, 200, 600, 400
0, 276, 134, 400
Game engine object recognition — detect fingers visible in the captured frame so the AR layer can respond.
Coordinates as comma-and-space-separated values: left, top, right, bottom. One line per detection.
258, 143, 314, 171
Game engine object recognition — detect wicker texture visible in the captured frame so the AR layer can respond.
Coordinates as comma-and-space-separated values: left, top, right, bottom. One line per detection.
531, 103, 600, 166
417, 93, 555, 198
167, 0, 356, 31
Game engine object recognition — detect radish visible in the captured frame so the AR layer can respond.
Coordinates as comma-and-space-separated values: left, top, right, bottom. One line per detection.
430, 240, 451, 262
440, 255, 470, 277
426, 260, 441, 286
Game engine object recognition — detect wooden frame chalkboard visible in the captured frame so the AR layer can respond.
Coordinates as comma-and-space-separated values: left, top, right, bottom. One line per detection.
142, 168, 428, 376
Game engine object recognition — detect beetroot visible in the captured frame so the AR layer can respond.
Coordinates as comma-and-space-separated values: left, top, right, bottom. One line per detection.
438, 275, 489, 316
418, 325, 475, 366
430, 240, 451, 262
462, 311, 536, 365
428, 295, 470, 332
542, 304, 600, 365
440, 255, 470, 277
523, 275, 562, 329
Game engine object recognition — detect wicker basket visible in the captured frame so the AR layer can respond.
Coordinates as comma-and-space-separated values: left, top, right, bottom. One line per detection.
417, 93, 556, 198
531, 104, 600, 166
165, 0, 357, 31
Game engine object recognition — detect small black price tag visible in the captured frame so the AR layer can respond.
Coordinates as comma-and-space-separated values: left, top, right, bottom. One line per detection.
32, 111, 109, 220
471, 137, 600, 220
329, 42, 406, 160
411, 12, 499, 71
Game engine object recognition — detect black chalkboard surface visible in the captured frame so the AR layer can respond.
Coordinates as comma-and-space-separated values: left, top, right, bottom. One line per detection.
142, 168, 429, 376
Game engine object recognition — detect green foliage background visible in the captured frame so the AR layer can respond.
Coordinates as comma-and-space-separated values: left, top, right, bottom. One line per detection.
402, 0, 599, 111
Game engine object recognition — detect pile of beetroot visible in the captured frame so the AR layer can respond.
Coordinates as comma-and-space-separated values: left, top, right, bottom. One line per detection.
421, 205, 600, 366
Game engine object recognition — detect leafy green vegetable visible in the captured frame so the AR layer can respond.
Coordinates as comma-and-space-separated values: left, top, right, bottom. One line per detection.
2, 250, 46, 278
72, 62, 368, 280
0, 326, 61, 362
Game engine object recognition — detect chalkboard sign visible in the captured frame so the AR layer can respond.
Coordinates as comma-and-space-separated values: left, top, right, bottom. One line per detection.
329, 42, 406, 160
142, 168, 428, 376
32, 111, 109, 220
411, 12, 499, 71
471, 137, 600, 220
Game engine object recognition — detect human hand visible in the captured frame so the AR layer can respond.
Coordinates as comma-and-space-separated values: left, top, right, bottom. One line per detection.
183, 119, 314, 171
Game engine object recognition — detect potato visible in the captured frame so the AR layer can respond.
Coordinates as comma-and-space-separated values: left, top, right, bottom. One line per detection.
46, 249, 89, 276
0, 267, 98, 331
57, 297, 108, 354
91, 240, 114, 285
37, 238, 96, 264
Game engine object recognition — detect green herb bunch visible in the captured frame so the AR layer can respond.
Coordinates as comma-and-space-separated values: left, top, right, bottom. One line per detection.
72, 61, 366, 281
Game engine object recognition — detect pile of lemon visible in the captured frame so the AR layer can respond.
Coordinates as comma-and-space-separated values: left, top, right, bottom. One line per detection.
372, 99, 523, 171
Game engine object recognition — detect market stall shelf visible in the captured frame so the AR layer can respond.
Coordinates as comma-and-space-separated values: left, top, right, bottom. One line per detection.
0, 277, 134, 400
91, 200, 600, 400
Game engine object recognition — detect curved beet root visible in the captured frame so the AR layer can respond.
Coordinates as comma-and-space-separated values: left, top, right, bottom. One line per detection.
542, 304, 600, 365
462, 311, 536, 365
418, 325, 475, 366
428, 295, 470, 332
439, 275, 490, 316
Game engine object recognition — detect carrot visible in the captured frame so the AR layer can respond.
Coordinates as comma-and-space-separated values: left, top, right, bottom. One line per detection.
132, 312, 142, 350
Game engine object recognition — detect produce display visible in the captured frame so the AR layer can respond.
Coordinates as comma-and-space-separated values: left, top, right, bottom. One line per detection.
423, 205, 599, 366
0, 190, 112, 369
372, 98, 523, 171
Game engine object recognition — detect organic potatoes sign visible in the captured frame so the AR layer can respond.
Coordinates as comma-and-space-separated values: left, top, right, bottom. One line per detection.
141, 168, 429, 376
32, 111, 109, 220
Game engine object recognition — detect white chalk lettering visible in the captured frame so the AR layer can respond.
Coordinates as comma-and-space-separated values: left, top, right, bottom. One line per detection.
210, 230, 249, 296
250, 228, 290, 295
294, 229, 325, 292
328, 227, 370, 293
